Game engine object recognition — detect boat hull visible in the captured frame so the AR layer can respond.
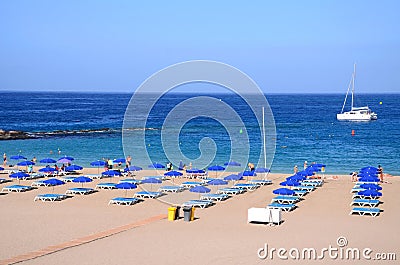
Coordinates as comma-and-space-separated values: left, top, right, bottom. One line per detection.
337, 112, 377, 121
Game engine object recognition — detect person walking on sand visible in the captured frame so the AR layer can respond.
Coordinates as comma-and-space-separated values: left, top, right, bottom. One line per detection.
294, 165, 298, 174
3, 153, 6, 167
126, 155, 131, 167
351, 171, 358, 182
377, 165, 384, 183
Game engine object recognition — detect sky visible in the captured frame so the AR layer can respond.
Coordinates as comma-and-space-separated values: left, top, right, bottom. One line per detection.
0, 0, 399, 93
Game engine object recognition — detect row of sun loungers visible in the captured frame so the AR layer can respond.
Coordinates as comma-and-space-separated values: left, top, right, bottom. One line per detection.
349, 169, 382, 217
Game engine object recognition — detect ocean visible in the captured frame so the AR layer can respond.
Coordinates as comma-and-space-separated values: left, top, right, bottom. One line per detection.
0, 91, 399, 175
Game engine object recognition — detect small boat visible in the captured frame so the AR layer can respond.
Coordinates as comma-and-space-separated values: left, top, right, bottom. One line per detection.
337, 64, 377, 121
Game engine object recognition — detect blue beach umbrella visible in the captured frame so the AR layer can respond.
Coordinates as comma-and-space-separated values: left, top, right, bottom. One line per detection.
9, 172, 29, 179
358, 176, 380, 182
90, 160, 106, 174
113, 158, 126, 164
72, 176, 92, 187
17, 161, 35, 166
59, 156, 74, 161
115, 182, 137, 196
224, 174, 242, 181
280, 180, 300, 187
90, 160, 106, 167
43, 178, 65, 186
358, 190, 382, 197
10, 155, 27, 160
65, 165, 83, 172
224, 161, 241, 167
255, 167, 270, 173
141, 178, 162, 184
240, 171, 257, 176
311, 163, 326, 168
66, 164, 83, 171
208, 165, 226, 171
207, 178, 228, 191
361, 166, 378, 171
357, 172, 378, 178
189, 185, 211, 198
141, 177, 162, 191
102, 170, 122, 179
40, 158, 57, 164
164, 170, 183, 177
207, 179, 228, 186
125, 166, 143, 172
287, 175, 306, 181
57, 158, 72, 164
43, 178, 65, 191
360, 184, 382, 190
148, 163, 165, 169
39, 167, 57, 173
273, 188, 295, 196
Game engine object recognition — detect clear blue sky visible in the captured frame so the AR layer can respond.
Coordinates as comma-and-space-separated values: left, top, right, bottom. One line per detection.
0, 0, 399, 93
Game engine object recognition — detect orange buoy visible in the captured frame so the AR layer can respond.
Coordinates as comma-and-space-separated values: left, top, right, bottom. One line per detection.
351, 130, 355, 136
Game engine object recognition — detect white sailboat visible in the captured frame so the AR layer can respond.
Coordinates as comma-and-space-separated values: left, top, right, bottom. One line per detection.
337, 64, 377, 121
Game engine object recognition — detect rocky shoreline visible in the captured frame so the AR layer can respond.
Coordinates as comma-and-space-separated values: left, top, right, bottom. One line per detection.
0, 129, 30, 140
0, 127, 157, 140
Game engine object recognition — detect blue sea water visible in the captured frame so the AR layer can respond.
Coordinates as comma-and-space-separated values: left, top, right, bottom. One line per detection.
0, 91, 399, 175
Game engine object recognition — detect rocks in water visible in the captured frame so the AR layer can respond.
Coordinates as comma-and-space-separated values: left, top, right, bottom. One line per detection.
0, 129, 30, 140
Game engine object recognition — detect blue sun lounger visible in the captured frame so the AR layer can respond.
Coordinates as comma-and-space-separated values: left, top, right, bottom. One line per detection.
34, 194, 68, 202
271, 195, 300, 204
180, 181, 203, 188
217, 187, 246, 195
0, 178, 8, 184
119, 178, 141, 185
200, 193, 229, 201
182, 199, 213, 208
108, 197, 142, 206
66, 187, 95, 195
350, 207, 381, 217
158, 186, 185, 193
292, 190, 308, 197
352, 194, 382, 200
300, 180, 320, 187
351, 199, 380, 207
95, 183, 117, 190
233, 183, 259, 191
31, 180, 52, 187
292, 185, 315, 192
60, 176, 77, 182
134, 191, 164, 199
248, 179, 272, 186
267, 203, 296, 212
1, 185, 34, 193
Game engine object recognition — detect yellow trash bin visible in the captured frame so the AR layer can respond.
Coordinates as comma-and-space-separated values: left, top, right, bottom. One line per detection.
190, 206, 195, 221
168, 207, 176, 221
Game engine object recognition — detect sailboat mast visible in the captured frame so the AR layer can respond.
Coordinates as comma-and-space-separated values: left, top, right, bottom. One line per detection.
351, 63, 356, 110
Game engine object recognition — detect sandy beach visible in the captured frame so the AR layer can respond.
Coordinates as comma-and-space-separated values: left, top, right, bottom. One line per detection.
0, 168, 398, 264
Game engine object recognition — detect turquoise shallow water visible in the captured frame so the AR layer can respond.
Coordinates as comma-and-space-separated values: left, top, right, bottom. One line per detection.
0, 91, 399, 175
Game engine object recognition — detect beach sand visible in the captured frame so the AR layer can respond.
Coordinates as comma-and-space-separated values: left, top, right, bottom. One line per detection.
0, 168, 398, 264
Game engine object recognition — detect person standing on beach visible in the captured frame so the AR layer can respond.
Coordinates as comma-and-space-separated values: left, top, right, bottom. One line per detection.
303, 161, 308, 170
294, 165, 298, 174
248, 163, 255, 171
377, 165, 384, 183
126, 155, 131, 167
3, 153, 6, 167
32, 156, 37, 163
